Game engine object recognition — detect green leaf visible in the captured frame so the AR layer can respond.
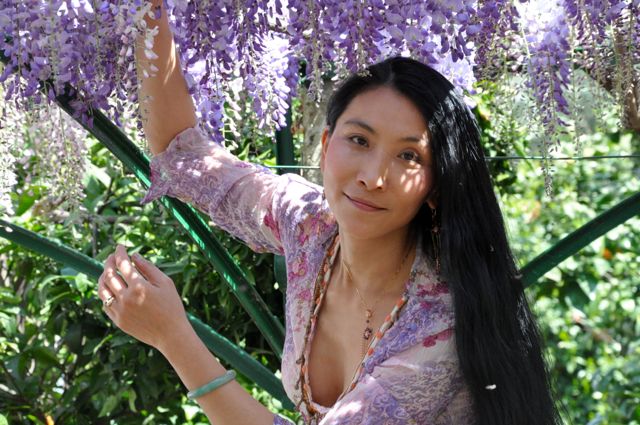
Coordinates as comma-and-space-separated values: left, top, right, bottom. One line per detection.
563, 280, 590, 310
98, 394, 120, 417
183, 404, 200, 421
60, 267, 79, 276
0, 288, 20, 305
26, 346, 61, 369
543, 268, 562, 283
84, 163, 112, 188
127, 389, 138, 412
72, 273, 92, 294
13, 185, 44, 216
25, 415, 45, 425
64, 323, 84, 354
82, 335, 111, 355
110, 334, 133, 348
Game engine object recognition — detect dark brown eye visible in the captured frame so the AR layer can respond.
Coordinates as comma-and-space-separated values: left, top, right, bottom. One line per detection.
400, 151, 421, 162
348, 135, 368, 146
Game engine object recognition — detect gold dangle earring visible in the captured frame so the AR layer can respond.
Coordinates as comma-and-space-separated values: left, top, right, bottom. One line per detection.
430, 207, 441, 275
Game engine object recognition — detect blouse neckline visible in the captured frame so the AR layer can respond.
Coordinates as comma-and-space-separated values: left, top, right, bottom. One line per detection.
301, 229, 421, 416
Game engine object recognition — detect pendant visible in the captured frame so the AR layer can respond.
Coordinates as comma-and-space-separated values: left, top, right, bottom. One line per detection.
363, 327, 373, 340
365, 309, 373, 319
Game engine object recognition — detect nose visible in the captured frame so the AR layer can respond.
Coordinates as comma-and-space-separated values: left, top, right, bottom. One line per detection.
357, 152, 389, 191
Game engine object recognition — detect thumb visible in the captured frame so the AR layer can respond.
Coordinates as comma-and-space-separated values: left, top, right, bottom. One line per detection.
132, 253, 166, 287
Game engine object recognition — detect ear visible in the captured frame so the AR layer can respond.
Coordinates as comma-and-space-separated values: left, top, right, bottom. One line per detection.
320, 128, 330, 174
426, 188, 438, 210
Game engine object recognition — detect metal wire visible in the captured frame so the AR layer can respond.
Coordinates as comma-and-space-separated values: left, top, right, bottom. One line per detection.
485, 154, 640, 161
263, 154, 640, 169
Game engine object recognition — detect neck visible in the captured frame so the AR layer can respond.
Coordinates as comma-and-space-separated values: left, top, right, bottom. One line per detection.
337, 226, 416, 298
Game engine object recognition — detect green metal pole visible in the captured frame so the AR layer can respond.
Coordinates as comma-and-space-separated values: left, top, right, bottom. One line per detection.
0, 220, 103, 277
521, 191, 640, 286
275, 108, 298, 176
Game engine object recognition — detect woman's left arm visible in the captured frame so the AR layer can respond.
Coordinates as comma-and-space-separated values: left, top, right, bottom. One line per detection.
97, 244, 281, 424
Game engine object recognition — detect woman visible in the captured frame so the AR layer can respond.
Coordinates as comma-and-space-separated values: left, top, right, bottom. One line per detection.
97, 4, 560, 425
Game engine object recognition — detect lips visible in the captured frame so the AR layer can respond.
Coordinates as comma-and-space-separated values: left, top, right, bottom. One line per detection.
345, 194, 385, 210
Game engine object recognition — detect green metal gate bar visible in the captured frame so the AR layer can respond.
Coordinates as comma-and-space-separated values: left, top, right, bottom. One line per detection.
0, 219, 294, 410
275, 108, 298, 176
521, 191, 640, 286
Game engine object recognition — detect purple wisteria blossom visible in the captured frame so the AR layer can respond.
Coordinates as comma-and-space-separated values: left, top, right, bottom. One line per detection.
518, 0, 573, 193
0, 0, 638, 207
562, 0, 627, 83
520, 1, 572, 133
1, 0, 481, 141
470, 0, 521, 80
0, 99, 88, 220
634, 0, 640, 65
0, 0, 151, 129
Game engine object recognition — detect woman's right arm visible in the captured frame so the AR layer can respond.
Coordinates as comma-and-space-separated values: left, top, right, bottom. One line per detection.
137, 5, 332, 258
136, 0, 196, 155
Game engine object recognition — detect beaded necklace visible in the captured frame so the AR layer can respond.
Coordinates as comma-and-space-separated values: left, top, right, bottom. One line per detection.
293, 230, 411, 423
343, 238, 414, 359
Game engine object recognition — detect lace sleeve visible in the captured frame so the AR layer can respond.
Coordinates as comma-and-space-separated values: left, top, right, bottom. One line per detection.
141, 125, 328, 256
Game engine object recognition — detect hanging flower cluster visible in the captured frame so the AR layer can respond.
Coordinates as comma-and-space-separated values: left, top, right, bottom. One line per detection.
0, 100, 88, 219
0, 107, 18, 216
562, 0, 636, 114
471, 0, 522, 80
520, 1, 572, 133
0, 1, 153, 128
524, 2, 572, 192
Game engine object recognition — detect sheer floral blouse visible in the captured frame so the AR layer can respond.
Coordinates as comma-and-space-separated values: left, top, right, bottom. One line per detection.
141, 125, 475, 424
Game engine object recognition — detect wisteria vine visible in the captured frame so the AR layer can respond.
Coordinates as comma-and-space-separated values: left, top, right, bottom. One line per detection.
0, 0, 638, 212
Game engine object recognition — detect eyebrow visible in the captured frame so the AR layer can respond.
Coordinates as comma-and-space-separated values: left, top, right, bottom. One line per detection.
343, 119, 423, 143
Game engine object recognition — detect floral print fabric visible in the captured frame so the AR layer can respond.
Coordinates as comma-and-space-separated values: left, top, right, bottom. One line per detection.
142, 125, 475, 424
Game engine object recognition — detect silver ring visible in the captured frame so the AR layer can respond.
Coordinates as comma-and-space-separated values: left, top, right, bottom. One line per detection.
103, 296, 116, 308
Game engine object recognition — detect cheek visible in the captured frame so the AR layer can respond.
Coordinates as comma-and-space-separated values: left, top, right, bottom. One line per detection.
323, 141, 352, 180
397, 167, 434, 203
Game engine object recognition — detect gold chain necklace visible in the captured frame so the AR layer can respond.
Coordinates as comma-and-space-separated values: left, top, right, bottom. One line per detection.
341, 238, 414, 359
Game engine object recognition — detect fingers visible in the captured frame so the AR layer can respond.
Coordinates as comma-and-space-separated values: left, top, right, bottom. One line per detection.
102, 305, 117, 323
114, 244, 148, 287
131, 252, 165, 287
98, 269, 119, 322
102, 254, 128, 301
98, 272, 115, 304
98, 245, 171, 316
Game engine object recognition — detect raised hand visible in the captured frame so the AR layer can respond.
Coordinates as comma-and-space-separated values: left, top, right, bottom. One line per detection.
98, 244, 190, 352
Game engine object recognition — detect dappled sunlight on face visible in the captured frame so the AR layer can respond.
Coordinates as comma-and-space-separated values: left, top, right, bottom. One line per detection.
397, 155, 431, 194
321, 86, 435, 240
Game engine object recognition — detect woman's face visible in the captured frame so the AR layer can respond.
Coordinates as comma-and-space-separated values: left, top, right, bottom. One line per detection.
320, 86, 436, 240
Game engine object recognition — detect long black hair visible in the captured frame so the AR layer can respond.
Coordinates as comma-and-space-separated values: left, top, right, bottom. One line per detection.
325, 56, 561, 425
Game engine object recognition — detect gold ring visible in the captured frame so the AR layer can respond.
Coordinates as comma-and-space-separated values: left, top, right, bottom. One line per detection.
103, 296, 115, 308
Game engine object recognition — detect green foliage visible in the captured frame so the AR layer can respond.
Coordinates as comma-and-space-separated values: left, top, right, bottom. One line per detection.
492, 122, 640, 422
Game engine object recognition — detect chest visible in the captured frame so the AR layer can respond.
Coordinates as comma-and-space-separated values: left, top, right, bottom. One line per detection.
306, 273, 399, 408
